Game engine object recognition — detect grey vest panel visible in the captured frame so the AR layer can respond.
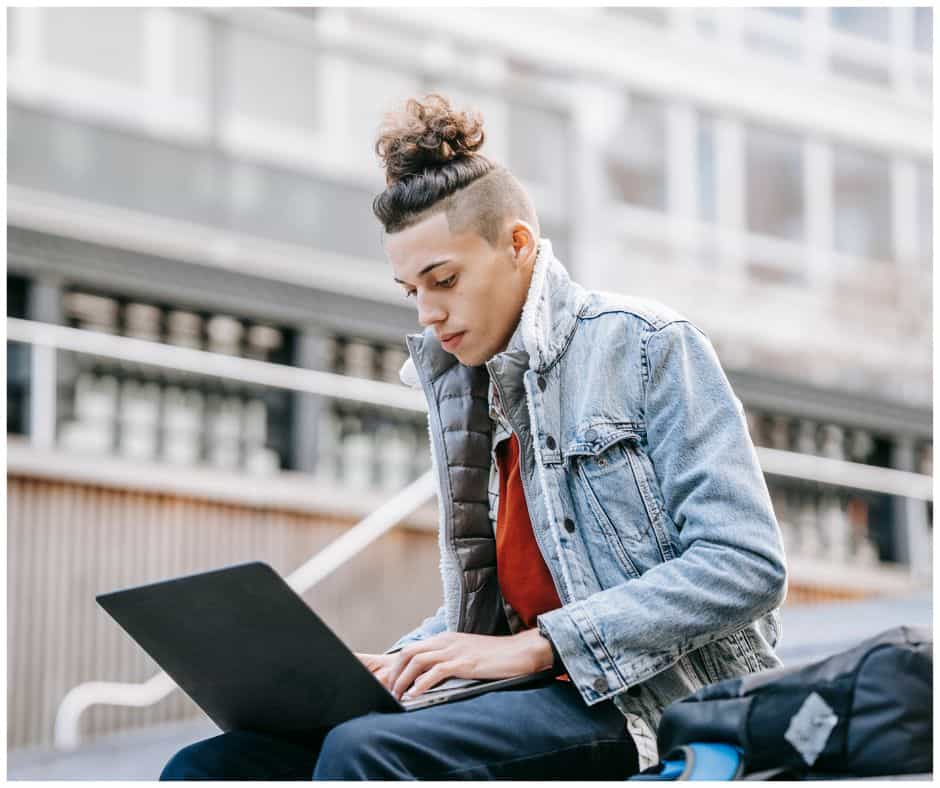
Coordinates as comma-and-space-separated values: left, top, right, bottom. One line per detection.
415, 339, 509, 636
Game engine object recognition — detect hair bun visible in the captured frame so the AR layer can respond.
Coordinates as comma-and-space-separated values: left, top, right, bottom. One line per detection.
375, 94, 486, 184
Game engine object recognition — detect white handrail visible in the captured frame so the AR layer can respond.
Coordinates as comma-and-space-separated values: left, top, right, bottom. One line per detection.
757, 446, 932, 502
53, 469, 437, 751
7, 318, 427, 414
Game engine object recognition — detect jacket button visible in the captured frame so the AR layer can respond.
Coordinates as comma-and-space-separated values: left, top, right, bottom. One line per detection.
563, 518, 575, 533
593, 677, 608, 693
584, 428, 598, 442
537, 376, 547, 391
545, 435, 556, 451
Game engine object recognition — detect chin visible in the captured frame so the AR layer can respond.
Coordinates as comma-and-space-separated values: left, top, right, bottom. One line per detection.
455, 350, 481, 367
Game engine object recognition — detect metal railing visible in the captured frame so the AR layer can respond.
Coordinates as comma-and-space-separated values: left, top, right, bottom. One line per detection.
5, 319, 932, 748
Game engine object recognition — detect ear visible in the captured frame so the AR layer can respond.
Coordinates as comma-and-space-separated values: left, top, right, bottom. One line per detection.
510, 221, 538, 267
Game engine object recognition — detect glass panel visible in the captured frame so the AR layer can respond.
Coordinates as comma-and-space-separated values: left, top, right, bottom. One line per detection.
509, 102, 567, 196
227, 25, 319, 135
832, 146, 893, 261
829, 54, 892, 87
917, 163, 932, 264
346, 60, 421, 168
607, 8, 667, 26
606, 94, 667, 211
42, 8, 145, 86
745, 125, 804, 241
696, 113, 716, 223
914, 7, 932, 53
744, 28, 802, 61
171, 10, 211, 104
229, 160, 380, 260
7, 275, 31, 437
764, 7, 803, 19
8, 105, 381, 260
7, 7, 16, 59
830, 7, 890, 42
695, 11, 717, 36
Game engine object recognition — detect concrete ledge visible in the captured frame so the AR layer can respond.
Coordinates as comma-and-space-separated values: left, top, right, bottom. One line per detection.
7, 438, 438, 532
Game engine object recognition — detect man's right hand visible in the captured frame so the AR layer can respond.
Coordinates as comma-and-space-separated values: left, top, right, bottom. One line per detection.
354, 652, 400, 692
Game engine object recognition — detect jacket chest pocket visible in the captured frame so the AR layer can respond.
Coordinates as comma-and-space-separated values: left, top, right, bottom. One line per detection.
566, 424, 676, 575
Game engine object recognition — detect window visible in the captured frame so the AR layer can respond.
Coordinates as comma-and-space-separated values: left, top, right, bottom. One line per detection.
606, 94, 667, 211
42, 8, 146, 87
7, 7, 16, 58
172, 11, 211, 105
743, 28, 802, 62
829, 55, 892, 87
509, 102, 568, 200
830, 7, 891, 42
917, 163, 932, 264
745, 125, 804, 241
696, 113, 717, 223
7, 275, 31, 437
694, 9, 717, 36
914, 7, 932, 53
832, 146, 893, 261
346, 60, 420, 170
607, 8, 667, 27
226, 25, 320, 136
764, 8, 803, 19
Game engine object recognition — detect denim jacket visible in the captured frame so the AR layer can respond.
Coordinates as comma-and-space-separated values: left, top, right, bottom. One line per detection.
391, 238, 788, 766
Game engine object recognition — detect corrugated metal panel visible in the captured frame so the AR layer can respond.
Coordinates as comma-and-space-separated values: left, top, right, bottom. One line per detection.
7, 475, 441, 751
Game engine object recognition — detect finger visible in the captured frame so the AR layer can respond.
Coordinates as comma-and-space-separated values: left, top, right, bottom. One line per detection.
399, 635, 446, 661
391, 652, 433, 699
355, 652, 383, 670
405, 661, 457, 698
392, 652, 443, 700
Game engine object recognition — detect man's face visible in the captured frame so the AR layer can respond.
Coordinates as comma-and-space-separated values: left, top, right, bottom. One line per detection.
386, 212, 534, 367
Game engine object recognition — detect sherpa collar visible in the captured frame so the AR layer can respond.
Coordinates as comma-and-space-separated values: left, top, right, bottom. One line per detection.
399, 237, 583, 387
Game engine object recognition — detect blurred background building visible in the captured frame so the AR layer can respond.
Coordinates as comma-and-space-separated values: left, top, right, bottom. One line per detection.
6, 6, 932, 776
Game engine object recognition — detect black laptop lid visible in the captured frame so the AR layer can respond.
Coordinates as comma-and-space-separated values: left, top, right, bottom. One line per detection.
96, 561, 402, 743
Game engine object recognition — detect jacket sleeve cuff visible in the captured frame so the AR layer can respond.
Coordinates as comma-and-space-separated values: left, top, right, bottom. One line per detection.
537, 603, 627, 705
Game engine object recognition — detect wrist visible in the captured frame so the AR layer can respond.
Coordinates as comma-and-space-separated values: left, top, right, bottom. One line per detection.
535, 619, 564, 675
517, 627, 555, 672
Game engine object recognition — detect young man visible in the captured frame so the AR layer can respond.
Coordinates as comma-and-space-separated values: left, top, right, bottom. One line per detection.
161, 95, 787, 780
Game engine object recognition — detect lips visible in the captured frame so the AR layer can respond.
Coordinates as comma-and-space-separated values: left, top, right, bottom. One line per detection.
439, 331, 466, 351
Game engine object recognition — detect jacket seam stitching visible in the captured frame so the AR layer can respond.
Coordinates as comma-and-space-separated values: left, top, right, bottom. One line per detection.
641, 319, 692, 390
578, 308, 665, 330
579, 606, 629, 692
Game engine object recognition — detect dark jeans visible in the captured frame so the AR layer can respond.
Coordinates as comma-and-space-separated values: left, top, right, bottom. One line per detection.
160, 678, 639, 780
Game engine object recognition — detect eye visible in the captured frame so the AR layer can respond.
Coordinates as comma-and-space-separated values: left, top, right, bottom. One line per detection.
435, 274, 457, 288
402, 288, 417, 299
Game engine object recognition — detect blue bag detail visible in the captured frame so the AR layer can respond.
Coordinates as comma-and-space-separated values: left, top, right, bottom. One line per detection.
630, 743, 744, 781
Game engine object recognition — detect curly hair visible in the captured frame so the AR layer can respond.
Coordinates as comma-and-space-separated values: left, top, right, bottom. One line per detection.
372, 94, 538, 245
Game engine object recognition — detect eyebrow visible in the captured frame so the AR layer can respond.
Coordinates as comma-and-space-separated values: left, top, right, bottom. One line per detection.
393, 259, 452, 286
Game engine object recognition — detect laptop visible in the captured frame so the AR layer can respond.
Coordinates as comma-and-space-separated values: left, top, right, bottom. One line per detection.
96, 561, 556, 744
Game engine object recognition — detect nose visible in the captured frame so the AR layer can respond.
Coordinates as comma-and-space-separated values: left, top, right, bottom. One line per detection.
416, 291, 447, 328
